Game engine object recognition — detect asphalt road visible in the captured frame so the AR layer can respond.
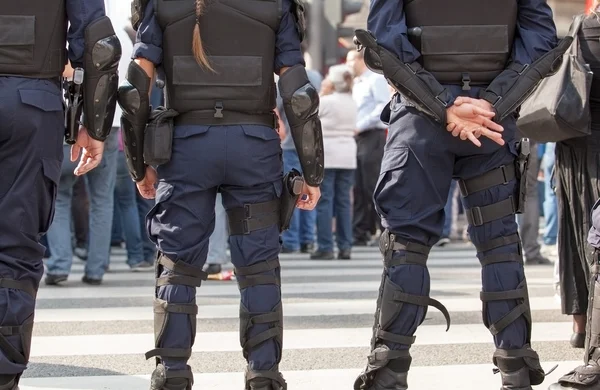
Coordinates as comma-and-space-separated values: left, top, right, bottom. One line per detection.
19, 242, 580, 389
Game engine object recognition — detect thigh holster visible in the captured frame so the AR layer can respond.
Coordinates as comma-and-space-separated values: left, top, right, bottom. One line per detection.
235, 259, 286, 390
354, 230, 450, 390
458, 161, 522, 227
0, 278, 37, 374
228, 200, 281, 235
145, 254, 207, 389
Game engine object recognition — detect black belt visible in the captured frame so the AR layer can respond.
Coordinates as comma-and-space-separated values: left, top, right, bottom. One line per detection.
174, 110, 277, 128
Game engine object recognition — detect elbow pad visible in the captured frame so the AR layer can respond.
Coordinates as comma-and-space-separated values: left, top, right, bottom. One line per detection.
278, 64, 324, 187
82, 16, 122, 141
117, 61, 152, 182
354, 29, 452, 124
481, 36, 573, 123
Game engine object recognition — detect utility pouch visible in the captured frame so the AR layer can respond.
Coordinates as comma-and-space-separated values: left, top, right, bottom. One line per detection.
515, 138, 531, 214
144, 107, 178, 167
280, 169, 304, 232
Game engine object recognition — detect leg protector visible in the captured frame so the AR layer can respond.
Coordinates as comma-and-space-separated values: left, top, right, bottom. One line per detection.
227, 200, 281, 236
354, 230, 450, 390
550, 251, 600, 389
145, 254, 207, 390
235, 259, 286, 390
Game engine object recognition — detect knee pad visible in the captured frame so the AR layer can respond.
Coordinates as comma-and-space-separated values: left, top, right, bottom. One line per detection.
145, 254, 207, 386
227, 199, 281, 235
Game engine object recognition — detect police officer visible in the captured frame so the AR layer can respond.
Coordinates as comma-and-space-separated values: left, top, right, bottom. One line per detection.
351, 1, 569, 389
0, 1, 121, 388
118, 0, 322, 389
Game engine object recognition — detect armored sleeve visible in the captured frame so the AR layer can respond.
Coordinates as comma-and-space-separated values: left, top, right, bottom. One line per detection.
481, 0, 568, 122
82, 16, 122, 141
117, 61, 152, 182
278, 65, 324, 187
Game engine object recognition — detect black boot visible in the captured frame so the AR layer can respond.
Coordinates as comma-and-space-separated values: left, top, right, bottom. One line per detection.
150, 365, 192, 390
548, 360, 600, 389
493, 346, 547, 390
369, 367, 408, 390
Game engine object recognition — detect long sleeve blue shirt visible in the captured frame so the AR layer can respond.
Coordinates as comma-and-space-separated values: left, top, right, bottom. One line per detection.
66, 0, 107, 68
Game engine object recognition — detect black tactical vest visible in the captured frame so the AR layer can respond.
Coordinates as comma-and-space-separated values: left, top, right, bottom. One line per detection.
405, 0, 517, 86
0, 0, 67, 79
155, 0, 281, 125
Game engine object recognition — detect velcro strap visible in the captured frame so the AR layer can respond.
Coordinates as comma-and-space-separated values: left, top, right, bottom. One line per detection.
458, 163, 516, 197
244, 327, 280, 351
386, 252, 428, 267
488, 303, 529, 336
145, 347, 192, 360
368, 348, 410, 364
0, 279, 36, 299
238, 275, 280, 289
165, 369, 194, 381
0, 321, 33, 337
156, 275, 203, 288
376, 329, 416, 345
480, 288, 526, 302
0, 334, 25, 365
158, 255, 208, 280
246, 368, 285, 384
248, 311, 280, 325
393, 292, 451, 331
154, 299, 198, 315
493, 345, 540, 360
466, 197, 516, 227
236, 259, 280, 277
227, 200, 281, 235
480, 253, 523, 267
391, 238, 430, 256
476, 234, 521, 253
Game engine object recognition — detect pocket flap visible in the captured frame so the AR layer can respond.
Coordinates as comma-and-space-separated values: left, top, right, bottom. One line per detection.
380, 147, 409, 173
172, 125, 210, 139
242, 125, 280, 141
0, 15, 35, 46
19, 89, 64, 112
42, 158, 61, 185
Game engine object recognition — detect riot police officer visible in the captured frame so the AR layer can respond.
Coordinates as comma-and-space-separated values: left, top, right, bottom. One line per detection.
118, 0, 322, 389
0, 0, 121, 388
351, 0, 569, 389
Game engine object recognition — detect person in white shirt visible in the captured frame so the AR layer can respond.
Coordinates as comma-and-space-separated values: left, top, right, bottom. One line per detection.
311, 65, 358, 260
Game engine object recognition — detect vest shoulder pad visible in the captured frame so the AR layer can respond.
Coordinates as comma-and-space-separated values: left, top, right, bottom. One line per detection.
291, 0, 307, 42
131, 0, 150, 31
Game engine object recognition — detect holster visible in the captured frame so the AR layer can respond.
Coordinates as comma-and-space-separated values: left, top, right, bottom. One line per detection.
144, 107, 178, 167
279, 169, 303, 232
514, 138, 530, 214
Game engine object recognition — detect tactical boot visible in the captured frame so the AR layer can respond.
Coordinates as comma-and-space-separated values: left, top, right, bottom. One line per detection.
0, 375, 17, 390
548, 361, 600, 390
150, 365, 191, 390
498, 365, 534, 390
248, 378, 274, 390
369, 367, 408, 390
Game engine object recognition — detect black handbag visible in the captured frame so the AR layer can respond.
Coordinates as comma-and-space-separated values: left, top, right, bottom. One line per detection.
516, 14, 593, 143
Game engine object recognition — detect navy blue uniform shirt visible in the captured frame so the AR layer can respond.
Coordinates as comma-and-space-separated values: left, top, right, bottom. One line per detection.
367, 0, 558, 101
66, 0, 107, 68
133, 0, 305, 73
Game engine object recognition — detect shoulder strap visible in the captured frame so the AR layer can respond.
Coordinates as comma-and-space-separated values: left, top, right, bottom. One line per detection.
568, 14, 586, 38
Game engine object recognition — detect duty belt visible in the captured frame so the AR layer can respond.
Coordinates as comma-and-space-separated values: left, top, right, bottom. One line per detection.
175, 110, 277, 128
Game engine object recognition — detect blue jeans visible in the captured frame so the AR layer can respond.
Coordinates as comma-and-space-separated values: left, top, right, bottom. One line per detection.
112, 151, 145, 266
207, 193, 229, 265
281, 148, 316, 249
316, 169, 354, 252
45, 131, 119, 279
442, 180, 457, 238
542, 143, 558, 245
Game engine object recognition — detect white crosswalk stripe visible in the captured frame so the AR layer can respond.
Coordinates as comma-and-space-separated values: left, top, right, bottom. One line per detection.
21, 243, 578, 389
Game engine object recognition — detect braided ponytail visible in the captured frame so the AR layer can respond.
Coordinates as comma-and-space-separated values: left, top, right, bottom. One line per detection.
192, 0, 213, 71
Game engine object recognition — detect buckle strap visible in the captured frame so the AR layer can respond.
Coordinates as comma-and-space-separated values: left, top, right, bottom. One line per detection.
154, 299, 198, 315
466, 197, 516, 227
241, 311, 281, 325
237, 275, 280, 289
368, 348, 411, 364
480, 253, 523, 267
165, 369, 194, 380
243, 327, 280, 351
385, 252, 428, 267
0, 321, 33, 337
156, 275, 204, 288
145, 347, 192, 360
0, 279, 36, 299
392, 291, 451, 331
227, 200, 280, 235
391, 237, 431, 256
158, 254, 208, 280
482, 281, 529, 336
458, 163, 516, 197
246, 367, 285, 385
476, 233, 521, 253
376, 329, 416, 345
235, 259, 280, 276
481, 288, 526, 302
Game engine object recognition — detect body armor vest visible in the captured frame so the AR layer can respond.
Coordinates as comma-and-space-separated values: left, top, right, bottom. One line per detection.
155, 0, 281, 126
405, 0, 517, 86
0, 0, 67, 79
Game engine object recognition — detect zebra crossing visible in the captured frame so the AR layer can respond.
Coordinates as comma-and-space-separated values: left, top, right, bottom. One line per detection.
21, 243, 579, 389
